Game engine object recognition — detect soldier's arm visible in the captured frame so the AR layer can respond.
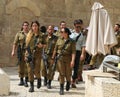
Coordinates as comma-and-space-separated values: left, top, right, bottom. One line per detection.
80, 35, 86, 60
71, 41, 76, 68
37, 35, 45, 48
51, 46, 57, 59
11, 33, 19, 56
80, 46, 86, 61
51, 39, 59, 59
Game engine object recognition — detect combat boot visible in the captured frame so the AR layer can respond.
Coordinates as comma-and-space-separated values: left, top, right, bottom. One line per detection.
18, 78, 24, 86
37, 78, 41, 89
29, 82, 34, 92
59, 84, 64, 95
47, 80, 51, 89
66, 81, 70, 91
71, 79, 76, 88
24, 77, 28, 87
44, 77, 47, 86
78, 74, 83, 82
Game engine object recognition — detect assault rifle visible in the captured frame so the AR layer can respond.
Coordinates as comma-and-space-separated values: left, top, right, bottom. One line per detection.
51, 53, 61, 78
16, 42, 25, 66
16, 44, 22, 65
26, 46, 35, 70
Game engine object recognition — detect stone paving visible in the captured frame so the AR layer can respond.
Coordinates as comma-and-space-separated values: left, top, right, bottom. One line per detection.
1, 67, 85, 97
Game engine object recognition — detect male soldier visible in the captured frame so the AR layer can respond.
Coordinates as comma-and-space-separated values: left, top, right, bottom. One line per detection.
54, 21, 67, 37
41, 25, 58, 89
70, 19, 86, 88
88, 53, 104, 70
11, 21, 29, 87
111, 24, 120, 56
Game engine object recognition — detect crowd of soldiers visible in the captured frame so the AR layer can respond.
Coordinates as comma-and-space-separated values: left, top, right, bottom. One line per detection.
11, 20, 120, 95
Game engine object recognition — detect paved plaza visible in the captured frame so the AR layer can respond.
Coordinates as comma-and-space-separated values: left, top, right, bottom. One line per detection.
1, 67, 85, 97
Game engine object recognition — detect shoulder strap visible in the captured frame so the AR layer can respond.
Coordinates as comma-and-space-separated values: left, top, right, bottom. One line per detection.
17, 31, 26, 50
47, 35, 57, 54
76, 33, 81, 42
57, 38, 70, 58
61, 38, 70, 53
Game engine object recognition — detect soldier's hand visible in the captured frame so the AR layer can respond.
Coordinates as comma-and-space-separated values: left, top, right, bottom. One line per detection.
50, 59, 54, 65
37, 43, 43, 48
70, 61, 74, 68
24, 56, 28, 62
11, 51, 15, 57
80, 54, 85, 61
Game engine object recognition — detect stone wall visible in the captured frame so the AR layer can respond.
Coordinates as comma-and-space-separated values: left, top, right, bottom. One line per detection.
0, 0, 120, 66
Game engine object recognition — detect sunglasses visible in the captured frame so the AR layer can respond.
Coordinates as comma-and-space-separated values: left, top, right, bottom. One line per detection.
75, 26, 81, 28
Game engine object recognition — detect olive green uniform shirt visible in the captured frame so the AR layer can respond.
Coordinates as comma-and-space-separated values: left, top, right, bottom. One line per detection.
54, 37, 76, 56
13, 31, 27, 47
44, 34, 58, 55
27, 32, 45, 51
111, 31, 120, 55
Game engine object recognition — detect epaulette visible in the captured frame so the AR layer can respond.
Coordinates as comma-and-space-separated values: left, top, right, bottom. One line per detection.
18, 31, 24, 33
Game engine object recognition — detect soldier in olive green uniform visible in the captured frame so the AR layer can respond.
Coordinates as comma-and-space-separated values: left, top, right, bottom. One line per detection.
111, 24, 120, 56
11, 21, 29, 87
54, 21, 67, 81
53, 28, 76, 95
88, 53, 104, 69
54, 21, 66, 37
25, 21, 44, 92
41, 25, 58, 89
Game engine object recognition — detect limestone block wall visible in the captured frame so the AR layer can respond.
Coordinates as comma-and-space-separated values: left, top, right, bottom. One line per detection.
0, 0, 120, 66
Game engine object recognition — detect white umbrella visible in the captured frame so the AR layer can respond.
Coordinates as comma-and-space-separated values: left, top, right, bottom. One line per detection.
86, 2, 117, 55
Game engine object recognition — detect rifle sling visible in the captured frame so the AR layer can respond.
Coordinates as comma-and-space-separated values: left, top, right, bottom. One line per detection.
47, 35, 56, 54
76, 33, 81, 42
58, 38, 70, 57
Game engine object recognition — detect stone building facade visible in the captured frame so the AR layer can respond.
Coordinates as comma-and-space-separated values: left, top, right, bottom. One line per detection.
0, 0, 120, 66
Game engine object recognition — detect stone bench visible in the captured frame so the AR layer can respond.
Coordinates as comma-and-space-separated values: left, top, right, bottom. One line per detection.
84, 70, 120, 97
0, 68, 10, 96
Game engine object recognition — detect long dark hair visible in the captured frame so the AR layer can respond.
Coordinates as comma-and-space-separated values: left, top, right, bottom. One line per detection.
31, 20, 40, 31
64, 27, 71, 35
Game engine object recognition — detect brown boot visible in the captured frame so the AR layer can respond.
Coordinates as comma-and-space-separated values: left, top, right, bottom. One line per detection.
71, 80, 76, 88
88, 65, 96, 70
78, 74, 83, 82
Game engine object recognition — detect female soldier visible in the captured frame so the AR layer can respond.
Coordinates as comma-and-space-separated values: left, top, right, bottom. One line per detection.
52, 27, 76, 95
11, 21, 29, 87
25, 21, 44, 92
